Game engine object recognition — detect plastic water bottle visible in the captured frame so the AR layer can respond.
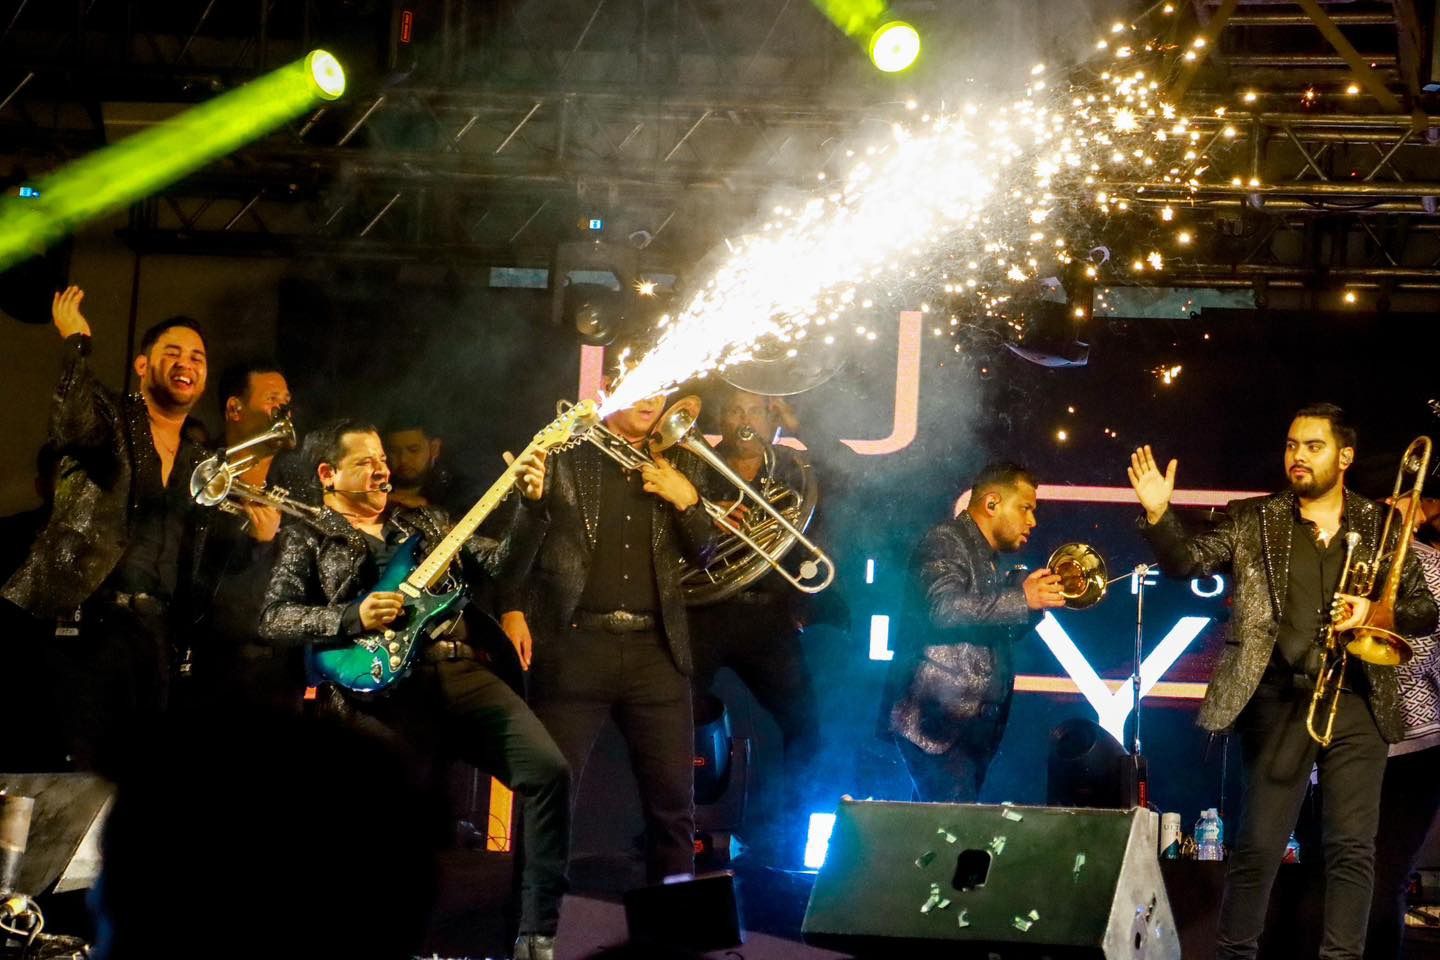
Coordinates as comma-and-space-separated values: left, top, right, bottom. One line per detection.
1195, 808, 1224, 861
1282, 832, 1301, 864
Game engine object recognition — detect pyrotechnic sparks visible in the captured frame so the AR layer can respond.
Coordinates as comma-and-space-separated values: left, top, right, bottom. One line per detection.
598, 11, 1225, 414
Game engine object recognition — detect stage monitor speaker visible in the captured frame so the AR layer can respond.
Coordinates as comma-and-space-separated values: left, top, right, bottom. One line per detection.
802, 800, 1179, 960
623, 871, 742, 954
0, 774, 112, 895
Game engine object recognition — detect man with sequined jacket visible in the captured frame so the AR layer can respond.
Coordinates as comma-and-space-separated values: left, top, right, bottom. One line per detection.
257, 418, 568, 960
498, 388, 718, 895
1128, 403, 1438, 960
1, 285, 274, 773
885, 462, 1067, 802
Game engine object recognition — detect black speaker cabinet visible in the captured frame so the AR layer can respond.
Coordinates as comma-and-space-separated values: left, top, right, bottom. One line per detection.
802, 800, 1179, 959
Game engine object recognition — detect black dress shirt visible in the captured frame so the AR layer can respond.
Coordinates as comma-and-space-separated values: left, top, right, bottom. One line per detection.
105, 452, 189, 600
576, 459, 662, 614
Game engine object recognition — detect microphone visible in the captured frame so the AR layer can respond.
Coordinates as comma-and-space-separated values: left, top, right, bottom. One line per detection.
379, 482, 393, 493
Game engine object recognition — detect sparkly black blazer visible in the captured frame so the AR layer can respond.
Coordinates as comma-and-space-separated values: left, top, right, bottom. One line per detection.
508, 442, 717, 678
1141, 490, 1438, 743
885, 512, 1039, 753
2, 335, 204, 619
257, 504, 528, 647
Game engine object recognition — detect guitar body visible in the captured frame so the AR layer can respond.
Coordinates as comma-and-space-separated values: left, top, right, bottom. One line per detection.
307, 538, 465, 693
304, 400, 598, 694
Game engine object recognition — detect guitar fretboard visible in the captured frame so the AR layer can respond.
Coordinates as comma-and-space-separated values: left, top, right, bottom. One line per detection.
406, 437, 542, 590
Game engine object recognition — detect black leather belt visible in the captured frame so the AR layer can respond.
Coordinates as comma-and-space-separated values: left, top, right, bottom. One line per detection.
424, 639, 482, 663
98, 591, 168, 617
572, 610, 658, 633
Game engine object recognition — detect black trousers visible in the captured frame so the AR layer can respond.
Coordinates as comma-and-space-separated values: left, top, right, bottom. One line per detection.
894, 701, 1010, 804
11, 600, 173, 775
1365, 742, 1440, 960
334, 658, 571, 936
690, 598, 820, 824
528, 627, 695, 884
1218, 684, 1389, 960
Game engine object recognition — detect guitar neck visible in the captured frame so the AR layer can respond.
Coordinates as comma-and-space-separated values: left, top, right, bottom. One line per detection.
406, 439, 540, 590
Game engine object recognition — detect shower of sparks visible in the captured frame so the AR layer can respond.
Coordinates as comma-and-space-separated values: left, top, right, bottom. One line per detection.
599, 11, 1225, 415
1156, 364, 1183, 385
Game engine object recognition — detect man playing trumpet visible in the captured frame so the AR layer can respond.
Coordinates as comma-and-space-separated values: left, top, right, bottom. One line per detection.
885, 462, 1066, 803
1128, 403, 1437, 960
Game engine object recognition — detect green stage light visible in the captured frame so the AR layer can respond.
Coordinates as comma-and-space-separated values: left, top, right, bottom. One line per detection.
869, 21, 921, 72
307, 49, 347, 100
0, 50, 347, 271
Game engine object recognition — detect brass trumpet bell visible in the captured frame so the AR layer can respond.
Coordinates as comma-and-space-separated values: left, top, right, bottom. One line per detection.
1047, 542, 1109, 608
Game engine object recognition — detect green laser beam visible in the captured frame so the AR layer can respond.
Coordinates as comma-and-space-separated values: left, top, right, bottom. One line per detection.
0, 50, 345, 271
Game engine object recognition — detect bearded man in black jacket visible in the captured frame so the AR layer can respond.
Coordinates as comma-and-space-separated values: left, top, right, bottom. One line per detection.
1129, 403, 1438, 960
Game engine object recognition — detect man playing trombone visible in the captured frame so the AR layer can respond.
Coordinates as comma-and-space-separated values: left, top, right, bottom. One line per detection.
1128, 403, 1437, 960
501, 374, 717, 920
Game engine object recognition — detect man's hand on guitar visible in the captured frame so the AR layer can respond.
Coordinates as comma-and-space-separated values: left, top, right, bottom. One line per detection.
500, 610, 533, 670
359, 591, 406, 631
52, 285, 91, 340
504, 449, 547, 501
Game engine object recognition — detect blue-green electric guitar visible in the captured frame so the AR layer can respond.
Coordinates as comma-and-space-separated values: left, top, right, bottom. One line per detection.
308, 401, 596, 693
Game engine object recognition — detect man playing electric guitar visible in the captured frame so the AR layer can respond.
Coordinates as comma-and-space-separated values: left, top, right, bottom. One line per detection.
258, 418, 570, 960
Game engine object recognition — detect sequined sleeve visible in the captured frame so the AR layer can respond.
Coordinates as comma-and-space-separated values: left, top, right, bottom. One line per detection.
258, 524, 347, 646
51, 334, 117, 453
917, 525, 1031, 629
1141, 505, 1239, 579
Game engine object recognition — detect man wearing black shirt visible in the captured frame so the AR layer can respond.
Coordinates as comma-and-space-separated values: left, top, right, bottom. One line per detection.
1129, 404, 1438, 960
258, 419, 569, 960
502, 390, 716, 900
1, 286, 267, 772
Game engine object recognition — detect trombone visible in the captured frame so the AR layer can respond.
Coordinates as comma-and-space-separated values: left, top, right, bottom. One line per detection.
189, 411, 324, 528
564, 395, 836, 595
1310, 434, 1432, 745
1307, 531, 1364, 747
1345, 436, 1433, 667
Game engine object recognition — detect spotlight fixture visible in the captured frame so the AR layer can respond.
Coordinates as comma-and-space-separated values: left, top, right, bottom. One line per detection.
868, 21, 921, 72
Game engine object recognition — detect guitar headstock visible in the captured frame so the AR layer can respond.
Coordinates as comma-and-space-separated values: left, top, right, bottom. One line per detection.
535, 400, 600, 453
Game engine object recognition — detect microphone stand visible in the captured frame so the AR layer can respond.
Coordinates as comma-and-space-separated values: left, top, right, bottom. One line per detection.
1129, 563, 1150, 810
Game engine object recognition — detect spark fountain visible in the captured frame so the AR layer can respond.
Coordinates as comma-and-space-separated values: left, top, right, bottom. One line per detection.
599, 10, 1235, 415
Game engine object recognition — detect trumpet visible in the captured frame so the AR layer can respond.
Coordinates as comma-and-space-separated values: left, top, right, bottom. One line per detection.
190, 412, 324, 528
1307, 531, 1364, 747
564, 396, 836, 597
1046, 542, 1111, 608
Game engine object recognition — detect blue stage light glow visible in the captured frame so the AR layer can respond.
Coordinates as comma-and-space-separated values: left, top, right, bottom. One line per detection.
868, 614, 893, 661
804, 812, 837, 869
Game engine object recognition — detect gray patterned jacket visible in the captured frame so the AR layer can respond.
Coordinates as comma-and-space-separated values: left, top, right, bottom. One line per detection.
887, 512, 1038, 754
1141, 490, 1437, 744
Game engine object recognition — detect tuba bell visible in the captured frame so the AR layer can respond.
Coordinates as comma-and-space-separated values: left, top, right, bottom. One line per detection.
1046, 542, 1109, 608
